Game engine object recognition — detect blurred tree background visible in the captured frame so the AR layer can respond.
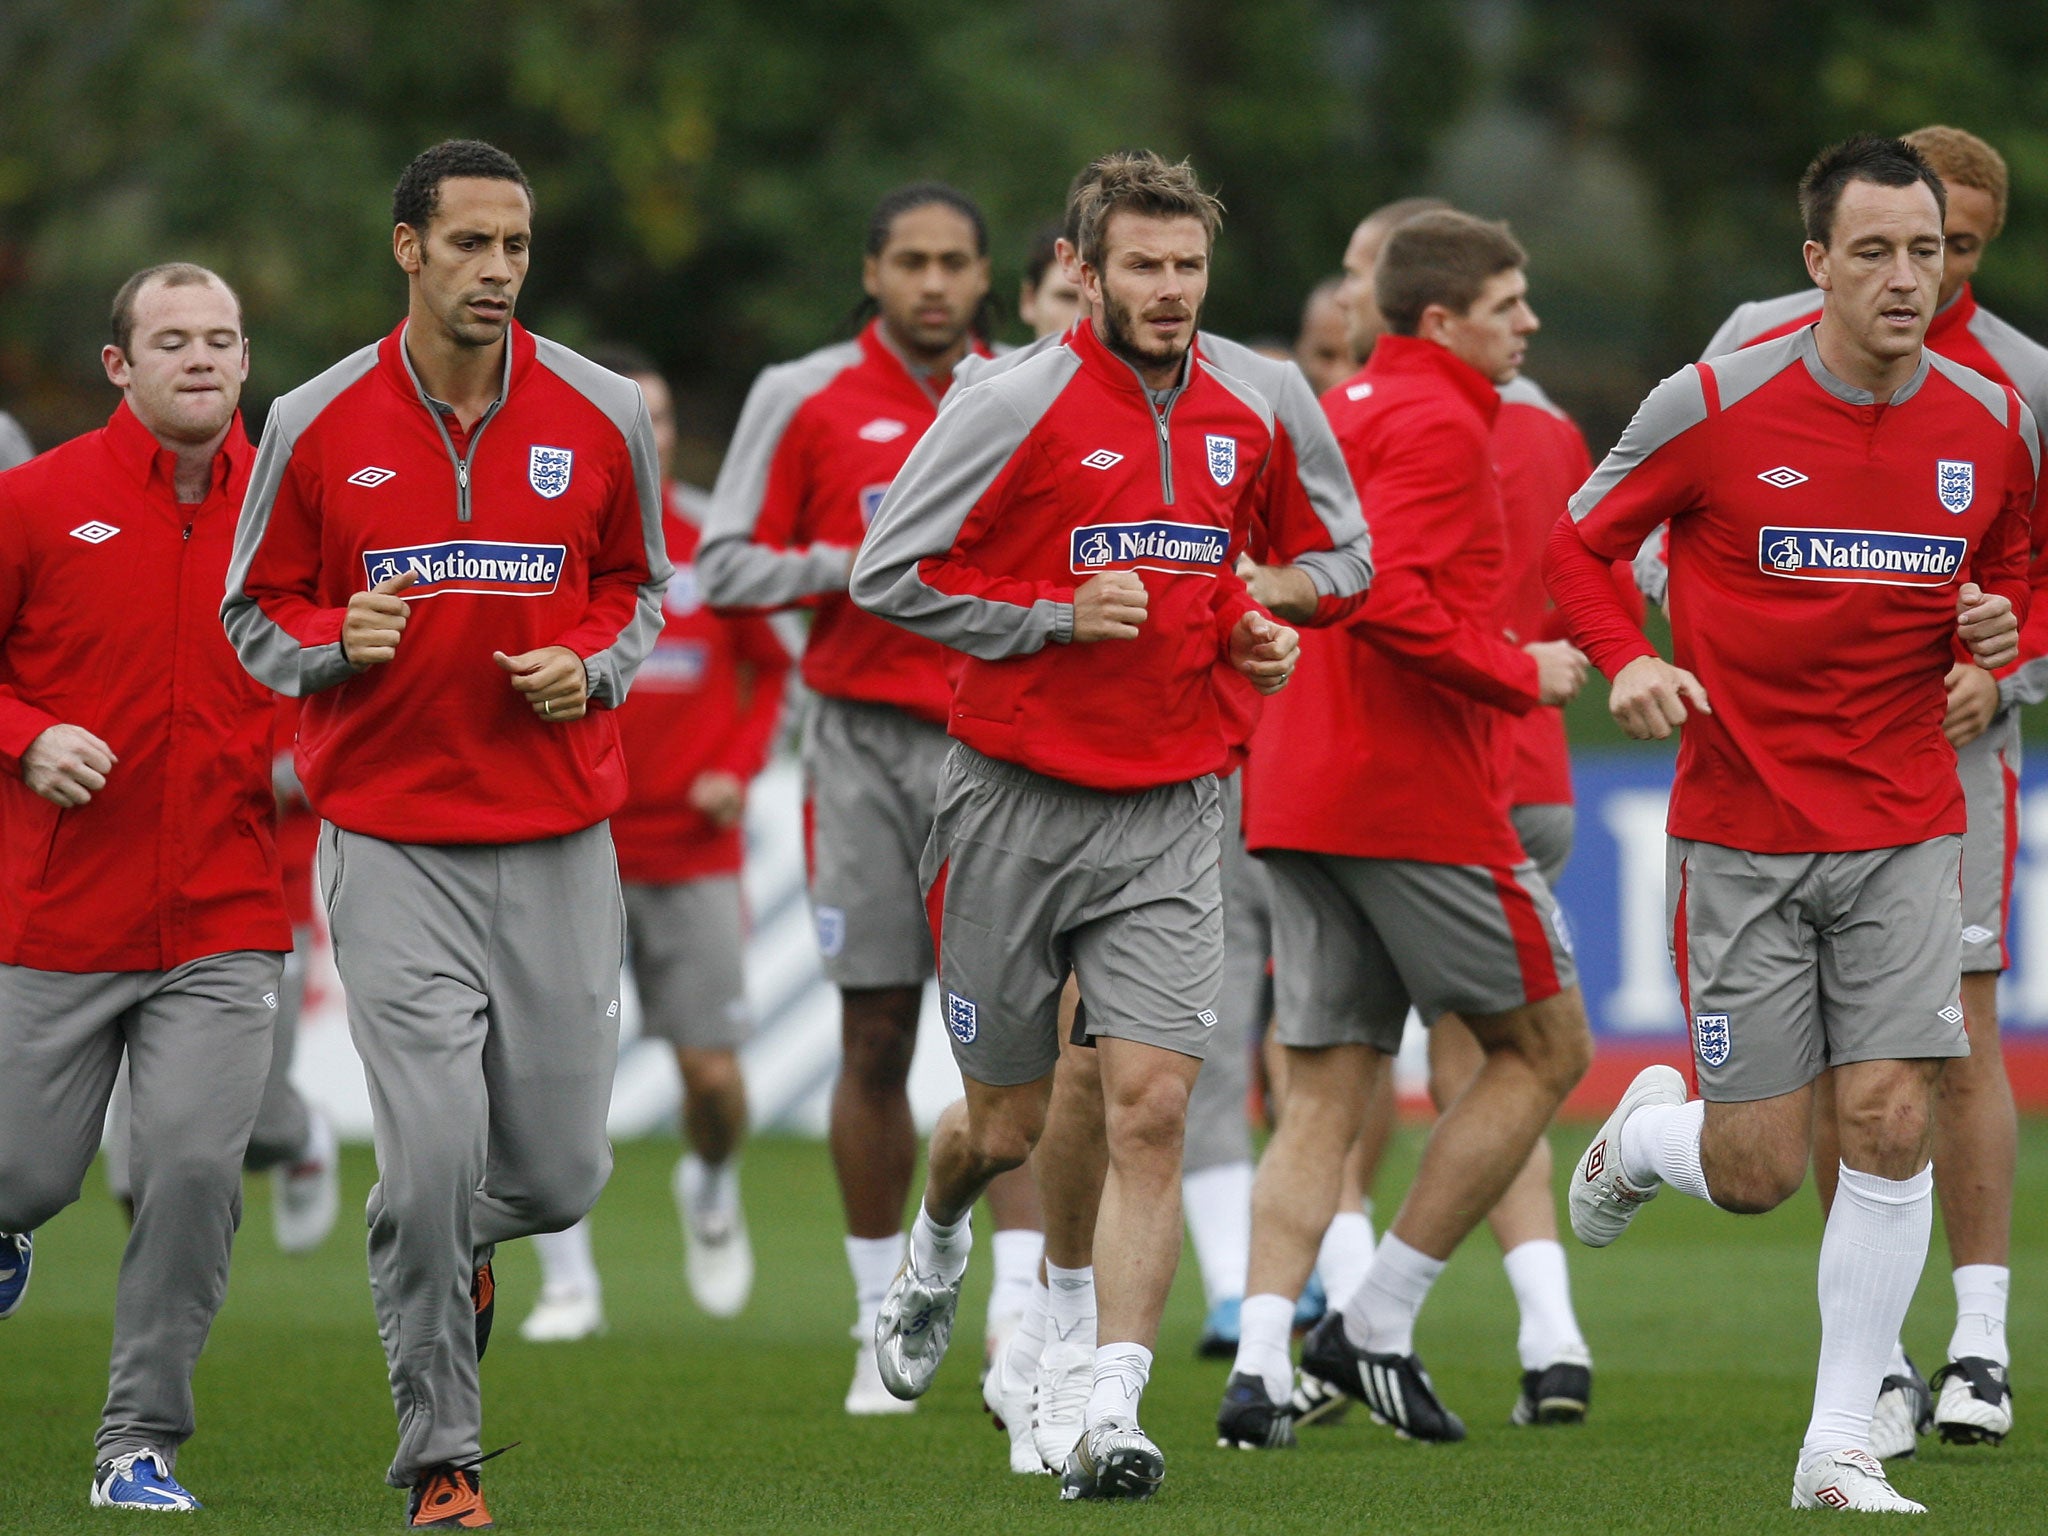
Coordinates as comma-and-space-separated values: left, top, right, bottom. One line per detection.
4, 0, 2048, 485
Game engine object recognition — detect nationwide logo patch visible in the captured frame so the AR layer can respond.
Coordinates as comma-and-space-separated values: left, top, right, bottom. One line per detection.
1070, 519, 1228, 577
1758, 527, 1965, 586
528, 445, 574, 499
1937, 459, 1975, 514
346, 466, 396, 488
69, 521, 120, 543
636, 639, 711, 689
1694, 1013, 1731, 1069
362, 540, 567, 598
946, 991, 979, 1044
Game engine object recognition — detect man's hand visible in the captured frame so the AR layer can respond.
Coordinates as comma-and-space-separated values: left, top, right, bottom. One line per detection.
495, 646, 589, 722
343, 569, 417, 667
1609, 654, 1711, 741
1072, 571, 1148, 641
688, 770, 747, 830
1526, 640, 1590, 706
23, 723, 116, 808
1943, 660, 2002, 749
1228, 611, 1300, 695
1957, 581, 2019, 670
1234, 553, 1319, 624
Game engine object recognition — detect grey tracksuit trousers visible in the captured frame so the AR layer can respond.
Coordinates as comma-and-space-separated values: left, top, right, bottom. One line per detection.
320, 822, 623, 1488
0, 950, 283, 1465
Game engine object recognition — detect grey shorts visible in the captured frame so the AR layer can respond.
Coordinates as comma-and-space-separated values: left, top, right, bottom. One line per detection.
1668, 836, 1968, 1103
802, 695, 953, 989
1510, 803, 1576, 890
623, 877, 751, 1050
1958, 709, 2020, 975
922, 744, 1223, 1087
1265, 850, 1576, 1052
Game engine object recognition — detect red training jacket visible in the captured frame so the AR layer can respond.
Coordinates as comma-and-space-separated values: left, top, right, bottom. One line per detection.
613, 485, 792, 884
1548, 326, 2036, 854
698, 319, 986, 725
0, 403, 290, 970
851, 319, 1269, 791
223, 321, 670, 845
1247, 336, 1545, 867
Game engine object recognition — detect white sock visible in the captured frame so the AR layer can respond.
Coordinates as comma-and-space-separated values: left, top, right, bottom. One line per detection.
1086, 1342, 1152, 1426
1342, 1232, 1445, 1356
1803, 1163, 1934, 1457
1887, 1340, 1911, 1378
678, 1153, 740, 1220
1950, 1263, 2011, 1367
988, 1228, 1044, 1334
1501, 1239, 1589, 1372
846, 1232, 905, 1334
1230, 1292, 1297, 1403
910, 1201, 973, 1286
1617, 1098, 1712, 1202
1182, 1161, 1253, 1307
531, 1218, 600, 1297
1316, 1210, 1376, 1304
1046, 1261, 1096, 1350
1000, 1279, 1051, 1394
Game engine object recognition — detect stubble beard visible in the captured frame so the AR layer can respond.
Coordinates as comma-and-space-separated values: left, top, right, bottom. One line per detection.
1102, 287, 1194, 378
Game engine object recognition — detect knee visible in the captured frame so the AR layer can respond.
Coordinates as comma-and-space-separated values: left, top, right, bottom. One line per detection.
967, 1102, 1043, 1173
680, 1050, 744, 1104
1838, 1083, 1934, 1171
1706, 1152, 1807, 1215
0, 1163, 80, 1233
1105, 1073, 1193, 1161
513, 1143, 614, 1234
1506, 995, 1594, 1098
839, 993, 919, 1087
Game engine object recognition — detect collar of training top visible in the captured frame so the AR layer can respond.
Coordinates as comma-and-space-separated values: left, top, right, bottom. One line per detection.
379, 316, 532, 412
1363, 333, 1504, 425
1067, 314, 1197, 398
102, 396, 251, 494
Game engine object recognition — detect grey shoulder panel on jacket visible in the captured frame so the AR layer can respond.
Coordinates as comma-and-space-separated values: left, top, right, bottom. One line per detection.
1926, 349, 2021, 432
1964, 304, 2048, 425
1196, 358, 1277, 434
1571, 365, 1710, 523
1498, 374, 1568, 418
0, 411, 31, 471
953, 333, 1059, 394
1706, 330, 1805, 412
272, 342, 383, 442
531, 335, 649, 438
1700, 289, 1821, 361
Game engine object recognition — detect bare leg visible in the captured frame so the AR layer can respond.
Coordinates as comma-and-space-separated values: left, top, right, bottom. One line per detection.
830, 985, 921, 1238
677, 1046, 747, 1165
1937, 973, 2015, 1267
1036, 981, 1109, 1271
1811, 1067, 1841, 1214
1428, 1016, 1555, 1250
1246, 1044, 1384, 1300
1093, 1037, 1202, 1350
922, 1075, 1052, 1224
1385, 989, 1592, 1259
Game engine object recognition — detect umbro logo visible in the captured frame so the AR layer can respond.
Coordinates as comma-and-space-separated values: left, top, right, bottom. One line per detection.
1197, 1009, 1218, 1029
1757, 466, 1809, 489
1081, 450, 1124, 470
857, 418, 906, 443
347, 466, 396, 488
1584, 1139, 1607, 1181
1940, 1005, 1964, 1025
1962, 924, 1995, 945
69, 521, 120, 543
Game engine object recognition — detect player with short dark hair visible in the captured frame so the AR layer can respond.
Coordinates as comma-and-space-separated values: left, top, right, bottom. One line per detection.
520, 349, 792, 1341
697, 181, 1049, 1414
1219, 209, 1593, 1452
1020, 224, 1083, 339
1549, 134, 2034, 1514
224, 139, 668, 1529
1667, 125, 2045, 1456
853, 149, 1301, 1500
1293, 277, 1351, 397
0, 263, 291, 1513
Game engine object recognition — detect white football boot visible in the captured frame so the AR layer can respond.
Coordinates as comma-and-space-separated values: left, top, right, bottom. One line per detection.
873, 1253, 963, 1400
1869, 1352, 1933, 1459
1932, 1358, 2013, 1446
1569, 1065, 1686, 1247
518, 1285, 605, 1343
1033, 1339, 1094, 1470
1791, 1448, 1926, 1512
271, 1108, 339, 1254
673, 1158, 753, 1318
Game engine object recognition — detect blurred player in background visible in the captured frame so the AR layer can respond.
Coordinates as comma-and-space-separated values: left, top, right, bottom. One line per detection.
1019, 224, 1083, 339
225, 139, 668, 1529
1666, 125, 2043, 1457
698, 182, 1045, 1415
1292, 277, 1352, 397
0, 264, 291, 1512
854, 151, 1300, 1499
521, 347, 791, 1342
0, 409, 30, 469
1221, 211, 1592, 1451
1551, 136, 2034, 1514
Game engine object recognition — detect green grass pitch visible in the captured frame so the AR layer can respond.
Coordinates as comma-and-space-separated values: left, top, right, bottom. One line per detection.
10, 1123, 2048, 1533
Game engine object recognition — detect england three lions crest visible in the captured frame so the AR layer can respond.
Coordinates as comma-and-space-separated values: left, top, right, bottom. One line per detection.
1694, 1013, 1731, 1070
1937, 459, 1974, 515
1206, 434, 1237, 487
529, 445, 574, 500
